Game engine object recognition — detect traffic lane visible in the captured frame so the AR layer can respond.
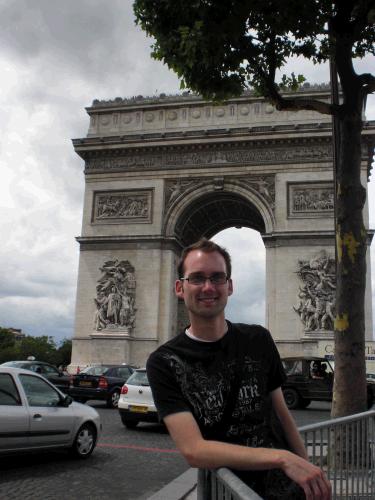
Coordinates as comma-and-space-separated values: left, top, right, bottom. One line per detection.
0, 401, 332, 500
291, 401, 332, 427
0, 403, 188, 500
0, 443, 187, 500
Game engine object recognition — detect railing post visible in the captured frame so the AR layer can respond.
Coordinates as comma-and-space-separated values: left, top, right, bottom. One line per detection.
197, 468, 211, 500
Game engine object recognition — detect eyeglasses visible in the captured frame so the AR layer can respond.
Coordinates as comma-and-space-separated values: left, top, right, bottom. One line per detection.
180, 273, 228, 286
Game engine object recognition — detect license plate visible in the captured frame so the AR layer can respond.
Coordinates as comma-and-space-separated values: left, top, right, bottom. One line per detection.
79, 381, 92, 387
129, 405, 148, 413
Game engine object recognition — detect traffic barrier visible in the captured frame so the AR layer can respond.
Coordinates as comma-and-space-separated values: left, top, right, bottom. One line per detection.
198, 409, 375, 499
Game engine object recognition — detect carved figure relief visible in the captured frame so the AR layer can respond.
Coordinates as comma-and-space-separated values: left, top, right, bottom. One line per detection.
93, 190, 152, 224
293, 250, 336, 332
93, 260, 136, 333
165, 179, 200, 208
289, 183, 334, 218
240, 175, 275, 211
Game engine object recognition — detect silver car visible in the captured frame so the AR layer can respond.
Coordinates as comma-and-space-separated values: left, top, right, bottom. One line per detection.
0, 366, 101, 458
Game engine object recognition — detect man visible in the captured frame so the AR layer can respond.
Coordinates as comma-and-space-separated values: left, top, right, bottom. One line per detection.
147, 239, 331, 499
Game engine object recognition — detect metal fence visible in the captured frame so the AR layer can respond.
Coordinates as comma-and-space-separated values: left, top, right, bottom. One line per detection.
197, 409, 375, 500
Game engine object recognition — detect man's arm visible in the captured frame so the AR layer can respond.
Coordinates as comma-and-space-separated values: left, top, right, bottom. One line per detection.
271, 387, 309, 460
164, 411, 331, 500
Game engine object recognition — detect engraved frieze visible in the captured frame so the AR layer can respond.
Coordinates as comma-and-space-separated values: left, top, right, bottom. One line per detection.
94, 260, 136, 334
85, 143, 332, 172
288, 182, 334, 218
93, 190, 152, 224
293, 251, 336, 333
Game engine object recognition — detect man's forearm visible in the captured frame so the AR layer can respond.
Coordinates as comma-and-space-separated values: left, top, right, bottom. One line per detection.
271, 388, 309, 460
280, 412, 309, 460
185, 437, 286, 470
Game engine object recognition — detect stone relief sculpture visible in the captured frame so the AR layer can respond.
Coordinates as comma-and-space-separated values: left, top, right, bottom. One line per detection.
93, 191, 151, 223
293, 250, 336, 332
241, 175, 275, 210
166, 180, 196, 207
165, 174, 275, 212
289, 183, 334, 217
93, 260, 136, 333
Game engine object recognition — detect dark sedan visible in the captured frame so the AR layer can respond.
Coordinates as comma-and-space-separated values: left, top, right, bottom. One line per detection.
1, 360, 71, 393
281, 356, 375, 410
68, 364, 134, 408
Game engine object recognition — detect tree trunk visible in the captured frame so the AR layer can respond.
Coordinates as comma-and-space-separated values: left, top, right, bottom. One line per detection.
331, 90, 368, 418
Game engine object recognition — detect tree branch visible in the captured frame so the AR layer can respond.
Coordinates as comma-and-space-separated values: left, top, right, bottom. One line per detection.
272, 96, 334, 115
261, 78, 334, 115
359, 73, 375, 94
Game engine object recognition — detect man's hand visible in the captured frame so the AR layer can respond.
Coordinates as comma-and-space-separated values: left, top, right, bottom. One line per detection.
280, 449, 331, 500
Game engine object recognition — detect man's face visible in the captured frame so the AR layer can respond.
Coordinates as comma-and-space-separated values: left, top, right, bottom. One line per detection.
175, 250, 233, 320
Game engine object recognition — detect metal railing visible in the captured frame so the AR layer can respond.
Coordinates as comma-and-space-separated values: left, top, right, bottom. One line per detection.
197, 409, 375, 500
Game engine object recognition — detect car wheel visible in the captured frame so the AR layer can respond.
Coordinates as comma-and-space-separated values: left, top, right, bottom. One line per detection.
107, 389, 120, 408
70, 423, 97, 458
299, 398, 311, 409
75, 398, 87, 404
283, 388, 301, 409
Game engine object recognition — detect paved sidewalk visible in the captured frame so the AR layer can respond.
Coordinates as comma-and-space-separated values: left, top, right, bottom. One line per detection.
147, 468, 197, 500
183, 484, 197, 499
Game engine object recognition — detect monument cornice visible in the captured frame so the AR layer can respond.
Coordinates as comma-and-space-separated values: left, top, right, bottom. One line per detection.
76, 235, 183, 251
78, 136, 337, 175
262, 230, 374, 247
73, 122, 374, 177
74, 121, 336, 153
87, 83, 334, 110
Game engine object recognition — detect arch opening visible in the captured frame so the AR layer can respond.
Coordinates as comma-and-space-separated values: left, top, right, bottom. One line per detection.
174, 192, 266, 247
213, 228, 266, 327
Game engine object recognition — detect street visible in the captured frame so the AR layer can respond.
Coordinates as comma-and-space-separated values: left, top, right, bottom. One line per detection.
0, 401, 331, 500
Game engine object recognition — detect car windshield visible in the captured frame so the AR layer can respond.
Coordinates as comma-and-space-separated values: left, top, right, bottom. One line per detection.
80, 366, 110, 376
126, 370, 149, 386
282, 360, 302, 376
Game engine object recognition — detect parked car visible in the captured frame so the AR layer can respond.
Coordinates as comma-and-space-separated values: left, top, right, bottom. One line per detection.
118, 368, 158, 428
1, 361, 70, 393
0, 366, 101, 458
69, 364, 134, 408
281, 356, 375, 410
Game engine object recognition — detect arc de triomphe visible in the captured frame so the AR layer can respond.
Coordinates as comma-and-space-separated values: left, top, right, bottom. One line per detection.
71, 85, 375, 369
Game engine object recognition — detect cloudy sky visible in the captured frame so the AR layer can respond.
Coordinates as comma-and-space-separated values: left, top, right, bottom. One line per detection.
0, 1, 374, 343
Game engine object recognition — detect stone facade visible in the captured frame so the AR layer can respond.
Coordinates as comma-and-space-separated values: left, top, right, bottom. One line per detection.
71, 85, 375, 369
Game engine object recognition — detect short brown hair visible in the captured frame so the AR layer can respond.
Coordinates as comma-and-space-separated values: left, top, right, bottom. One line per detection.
177, 238, 232, 278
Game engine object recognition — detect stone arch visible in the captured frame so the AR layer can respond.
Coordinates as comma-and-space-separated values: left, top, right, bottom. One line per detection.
71, 88, 374, 369
164, 181, 274, 246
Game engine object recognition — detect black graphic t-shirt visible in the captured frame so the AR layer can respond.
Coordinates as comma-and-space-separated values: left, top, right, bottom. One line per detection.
147, 322, 286, 447
147, 322, 305, 499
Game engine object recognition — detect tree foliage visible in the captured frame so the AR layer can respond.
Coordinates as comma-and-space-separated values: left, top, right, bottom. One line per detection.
134, 0, 375, 105
134, 0, 375, 418
0, 328, 16, 350
0, 330, 72, 366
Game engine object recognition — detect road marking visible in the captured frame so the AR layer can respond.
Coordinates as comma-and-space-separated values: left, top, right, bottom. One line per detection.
98, 442, 180, 453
